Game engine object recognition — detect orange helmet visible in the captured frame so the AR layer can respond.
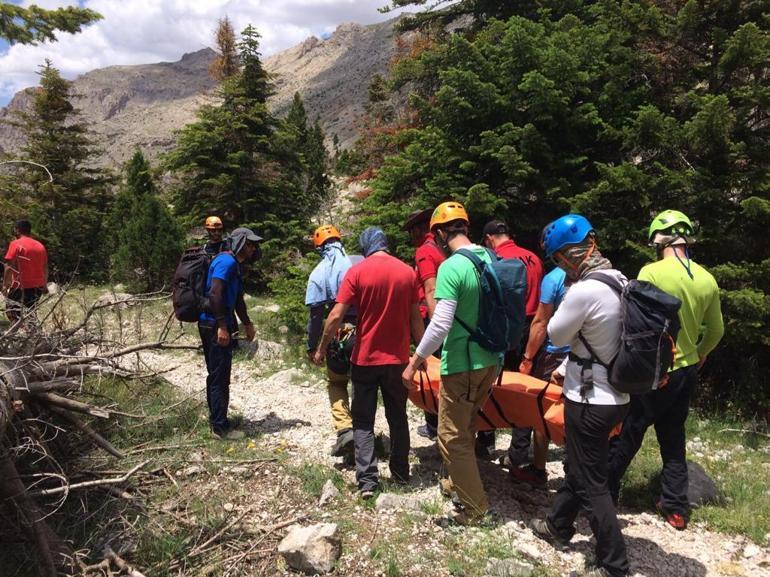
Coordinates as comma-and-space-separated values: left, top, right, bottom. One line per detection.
313, 224, 341, 247
204, 216, 223, 230
430, 201, 469, 230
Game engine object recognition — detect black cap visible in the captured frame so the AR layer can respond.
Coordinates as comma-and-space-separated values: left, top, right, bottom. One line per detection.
482, 219, 508, 237
402, 208, 433, 231
229, 227, 263, 255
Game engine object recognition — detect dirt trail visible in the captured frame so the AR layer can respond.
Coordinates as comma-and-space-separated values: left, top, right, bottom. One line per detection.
140, 345, 769, 577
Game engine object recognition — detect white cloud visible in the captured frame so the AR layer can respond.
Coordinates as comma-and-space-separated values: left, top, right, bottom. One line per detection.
0, 0, 406, 105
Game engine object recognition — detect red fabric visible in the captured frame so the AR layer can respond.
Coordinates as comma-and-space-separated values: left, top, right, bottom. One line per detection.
4, 236, 47, 290
337, 252, 419, 365
495, 239, 544, 317
414, 233, 445, 318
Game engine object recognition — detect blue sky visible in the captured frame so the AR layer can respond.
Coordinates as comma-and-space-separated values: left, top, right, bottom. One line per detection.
0, 0, 408, 106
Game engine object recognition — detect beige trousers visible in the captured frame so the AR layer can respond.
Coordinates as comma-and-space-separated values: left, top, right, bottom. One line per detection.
438, 364, 499, 518
327, 366, 352, 431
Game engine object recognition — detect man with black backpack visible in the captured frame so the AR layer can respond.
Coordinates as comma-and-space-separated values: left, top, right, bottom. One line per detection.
609, 210, 724, 531
203, 216, 230, 255
528, 214, 631, 577
402, 201, 526, 526
198, 227, 262, 441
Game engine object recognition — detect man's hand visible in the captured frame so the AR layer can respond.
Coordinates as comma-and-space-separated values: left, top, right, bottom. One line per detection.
243, 322, 256, 342
312, 348, 326, 366
697, 355, 708, 370
519, 357, 533, 375
216, 326, 230, 347
401, 355, 427, 391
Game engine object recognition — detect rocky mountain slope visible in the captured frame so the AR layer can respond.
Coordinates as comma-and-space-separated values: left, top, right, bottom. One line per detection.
0, 18, 402, 168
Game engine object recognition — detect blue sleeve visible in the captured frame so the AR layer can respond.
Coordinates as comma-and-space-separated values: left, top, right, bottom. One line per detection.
540, 274, 557, 305
210, 255, 235, 281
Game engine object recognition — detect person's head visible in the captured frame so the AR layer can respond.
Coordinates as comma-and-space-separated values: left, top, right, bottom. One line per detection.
359, 227, 389, 257
542, 214, 596, 281
229, 227, 263, 264
14, 219, 32, 238
648, 209, 695, 257
204, 216, 224, 243
429, 201, 470, 254
402, 208, 432, 247
481, 219, 510, 249
313, 224, 341, 253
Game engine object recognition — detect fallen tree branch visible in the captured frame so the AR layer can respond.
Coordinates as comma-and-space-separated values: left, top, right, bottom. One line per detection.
104, 546, 147, 577
32, 392, 110, 419
718, 427, 770, 438
47, 404, 124, 458
29, 460, 150, 497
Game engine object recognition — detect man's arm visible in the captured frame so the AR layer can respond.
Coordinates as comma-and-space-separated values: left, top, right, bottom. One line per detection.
423, 276, 438, 317
547, 288, 586, 348
409, 302, 425, 345
697, 287, 725, 361
313, 302, 351, 364
2, 264, 12, 295
519, 302, 554, 374
234, 290, 255, 341
306, 304, 325, 354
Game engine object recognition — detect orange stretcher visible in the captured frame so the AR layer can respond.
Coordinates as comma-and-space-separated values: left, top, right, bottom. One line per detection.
409, 356, 568, 445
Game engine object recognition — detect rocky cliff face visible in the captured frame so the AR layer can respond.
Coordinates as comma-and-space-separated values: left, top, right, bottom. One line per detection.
0, 17, 401, 168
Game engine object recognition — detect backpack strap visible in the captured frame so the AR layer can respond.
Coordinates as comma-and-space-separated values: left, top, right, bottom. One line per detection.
454, 248, 485, 336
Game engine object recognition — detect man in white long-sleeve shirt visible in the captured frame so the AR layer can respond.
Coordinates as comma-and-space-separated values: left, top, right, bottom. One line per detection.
529, 215, 631, 577
402, 201, 501, 526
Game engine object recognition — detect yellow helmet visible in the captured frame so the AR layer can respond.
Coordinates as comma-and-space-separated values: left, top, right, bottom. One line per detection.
204, 216, 223, 230
430, 201, 469, 230
313, 224, 341, 247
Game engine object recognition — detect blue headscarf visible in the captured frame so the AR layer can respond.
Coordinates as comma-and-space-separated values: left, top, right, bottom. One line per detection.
305, 241, 352, 306
359, 227, 389, 257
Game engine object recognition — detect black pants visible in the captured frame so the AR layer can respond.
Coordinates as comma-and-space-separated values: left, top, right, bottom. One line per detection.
198, 322, 235, 434
548, 399, 630, 577
5, 287, 44, 321
608, 365, 698, 515
351, 363, 410, 491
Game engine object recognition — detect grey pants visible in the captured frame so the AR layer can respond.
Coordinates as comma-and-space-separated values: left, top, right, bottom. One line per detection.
351, 363, 410, 491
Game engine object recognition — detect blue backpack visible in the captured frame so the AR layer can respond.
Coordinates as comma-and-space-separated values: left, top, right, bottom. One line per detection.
455, 248, 528, 354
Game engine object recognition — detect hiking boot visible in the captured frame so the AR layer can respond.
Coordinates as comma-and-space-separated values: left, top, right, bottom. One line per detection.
529, 518, 570, 551
330, 428, 355, 457
417, 424, 437, 441
656, 499, 688, 531
510, 464, 548, 489
498, 452, 528, 469
212, 429, 245, 441
359, 487, 378, 500
474, 441, 495, 460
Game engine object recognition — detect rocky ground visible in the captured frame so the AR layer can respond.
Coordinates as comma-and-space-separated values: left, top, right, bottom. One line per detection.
138, 331, 770, 577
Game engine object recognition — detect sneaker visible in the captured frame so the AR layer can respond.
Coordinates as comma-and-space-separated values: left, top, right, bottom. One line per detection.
359, 488, 377, 500
474, 442, 495, 460
510, 464, 548, 489
656, 499, 688, 530
212, 429, 245, 441
498, 452, 528, 469
417, 424, 437, 441
330, 428, 355, 457
529, 518, 570, 551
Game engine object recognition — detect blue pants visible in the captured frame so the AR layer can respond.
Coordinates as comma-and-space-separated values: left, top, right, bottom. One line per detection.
199, 322, 235, 434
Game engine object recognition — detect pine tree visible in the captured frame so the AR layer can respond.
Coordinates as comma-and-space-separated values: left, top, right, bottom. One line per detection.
209, 16, 239, 81
111, 150, 183, 292
12, 60, 112, 281
0, 2, 101, 44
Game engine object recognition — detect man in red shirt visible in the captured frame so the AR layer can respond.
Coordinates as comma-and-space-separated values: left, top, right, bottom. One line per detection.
404, 208, 446, 441
314, 227, 424, 498
3, 219, 48, 323
481, 219, 545, 465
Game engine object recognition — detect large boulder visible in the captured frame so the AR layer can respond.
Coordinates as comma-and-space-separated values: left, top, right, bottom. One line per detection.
687, 460, 720, 507
278, 523, 341, 574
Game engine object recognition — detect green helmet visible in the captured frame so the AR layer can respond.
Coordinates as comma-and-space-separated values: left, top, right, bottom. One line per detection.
648, 209, 694, 242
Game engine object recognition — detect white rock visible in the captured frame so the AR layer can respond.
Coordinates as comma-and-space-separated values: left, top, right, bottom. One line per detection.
319, 479, 340, 506
743, 544, 760, 558
223, 503, 235, 512
179, 465, 204, 477
375, 492, 422, 512
484, 558, 534, 577
278, 325, 290, 334
278, 523, 341, 574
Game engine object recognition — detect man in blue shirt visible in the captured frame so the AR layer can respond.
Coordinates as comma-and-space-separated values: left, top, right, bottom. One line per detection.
198, 227, 262, 440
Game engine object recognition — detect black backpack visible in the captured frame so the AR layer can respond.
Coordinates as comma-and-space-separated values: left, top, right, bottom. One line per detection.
455, 248, 527, 354
576, 273, 682, 395
172, 247, 213, 322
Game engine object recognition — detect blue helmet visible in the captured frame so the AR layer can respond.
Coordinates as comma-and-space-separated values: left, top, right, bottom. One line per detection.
542, 214, 595, 257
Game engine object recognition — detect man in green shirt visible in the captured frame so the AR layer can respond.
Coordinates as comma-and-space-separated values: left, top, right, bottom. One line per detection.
609, 210, 724, 530
402, 201, 501, 525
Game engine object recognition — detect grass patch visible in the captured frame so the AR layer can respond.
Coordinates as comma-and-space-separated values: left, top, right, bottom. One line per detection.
287, 462, 345, 498
618, 413, 770, 543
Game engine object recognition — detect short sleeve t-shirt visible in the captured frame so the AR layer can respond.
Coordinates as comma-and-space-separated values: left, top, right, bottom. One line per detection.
4, 236, 47, 289
200, 252, 242, 325
434, 245, 502, 375
336, 252, 419, 366
494, 239, 544, 317
638, 258, 723, 370
540, 267, 570, 354
414, 233, 445, 318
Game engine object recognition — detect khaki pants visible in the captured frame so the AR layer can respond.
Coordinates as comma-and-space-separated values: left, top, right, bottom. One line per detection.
438, 364, 499, 517
327, 366, 352, 431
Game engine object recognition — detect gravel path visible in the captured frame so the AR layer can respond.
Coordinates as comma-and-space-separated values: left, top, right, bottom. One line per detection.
141, 344, 769, 577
